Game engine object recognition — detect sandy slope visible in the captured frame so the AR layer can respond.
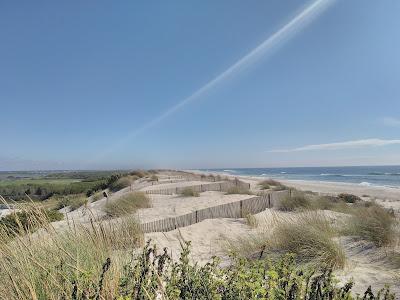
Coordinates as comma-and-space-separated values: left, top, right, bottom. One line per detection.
49, 172, 400, 296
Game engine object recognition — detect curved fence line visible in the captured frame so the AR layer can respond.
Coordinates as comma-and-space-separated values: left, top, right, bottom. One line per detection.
140, 189, 291, 233
144, 180, 251, 195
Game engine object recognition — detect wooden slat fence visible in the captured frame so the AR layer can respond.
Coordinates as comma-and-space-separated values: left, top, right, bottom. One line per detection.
144, 179, 250, 195
140, 189, 290, 233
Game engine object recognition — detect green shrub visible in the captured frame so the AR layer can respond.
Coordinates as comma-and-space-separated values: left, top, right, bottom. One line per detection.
116, 241, 391, 300
180, 187, 200, 197
338, 193, 361, 203
277, 192, 311, 211
342, 205, 396, 247
91, 191, 104, 202
225, 186, 253, 195
104, 192, 151, 217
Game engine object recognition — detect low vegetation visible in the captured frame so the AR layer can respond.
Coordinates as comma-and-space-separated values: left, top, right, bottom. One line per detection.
338, 193, 361, 203
229, 212, 345, 270
0, 190, 395, 299
0, 207, 143, 299
149, 174, 158, 181
342, 204, 397, 247
245, 212, 258, 228
0, 209, 63, 235
56, 194, 88, 211
104, 192, 151, 217
180, 187, 200, 197
277, 192, 311, 211
225, 186, 254, 195
109, 176, 133, 192
91, 191, 104, 202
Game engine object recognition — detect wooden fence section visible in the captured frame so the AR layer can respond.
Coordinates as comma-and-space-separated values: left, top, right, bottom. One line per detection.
144, 180, 251, 195
140, 189, 290, 233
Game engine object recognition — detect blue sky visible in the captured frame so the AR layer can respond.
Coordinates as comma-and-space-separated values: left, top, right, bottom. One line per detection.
1, 0, 400, 170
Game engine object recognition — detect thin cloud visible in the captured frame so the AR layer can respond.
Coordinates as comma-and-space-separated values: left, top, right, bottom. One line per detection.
90, 0, 336, 163
383, 117, 400, 127
268, 138, 400, 153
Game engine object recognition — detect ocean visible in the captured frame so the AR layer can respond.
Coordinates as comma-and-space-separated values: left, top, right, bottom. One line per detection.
204, 166, 400, 188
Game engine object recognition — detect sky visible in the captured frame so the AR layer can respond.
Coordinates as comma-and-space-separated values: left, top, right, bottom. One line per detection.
1, 0, 400, 170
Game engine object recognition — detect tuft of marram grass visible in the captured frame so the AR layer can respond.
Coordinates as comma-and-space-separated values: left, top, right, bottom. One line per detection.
276, 192, 311, 211
0, 200, 143, 299
245, 213, 258, 228
342, 204, 397, 247
91, 191, 104, 202
104, 191, 151, 217
180, 187, 200, 197
225, 186, 254, 195
56, 194, 88, 211
228, 212, 345, 270
109, 177, 132, 192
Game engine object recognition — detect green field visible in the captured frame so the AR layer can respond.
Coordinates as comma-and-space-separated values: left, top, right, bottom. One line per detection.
0, 178, 81, 186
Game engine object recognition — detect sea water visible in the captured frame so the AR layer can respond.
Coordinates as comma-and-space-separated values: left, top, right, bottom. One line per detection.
204, 166, 400, 188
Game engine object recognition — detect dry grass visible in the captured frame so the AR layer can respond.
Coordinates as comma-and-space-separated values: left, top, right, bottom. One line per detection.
342, 204, 397, 247
180, 187, 200, 197
0, 197, 143, 299
258, 179, 280, 190
148, 174, 158, 181
245, 213, 258, 228
228, 212, 345, 270
276, 192, 311, 211
55, 194, 88, 211
109, 177, 132, 192
104, 192, 151, 217
225, 186, 254, 195
91, 191, 104, 202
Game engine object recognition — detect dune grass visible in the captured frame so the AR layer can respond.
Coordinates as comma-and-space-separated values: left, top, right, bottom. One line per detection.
104, 191, 151, 217
109, 176, 133, 192
228, 212, 345, 270
91, 191, 104, 202
180, 187, 200, 197
337, 193, 361, 203
149, 174, 158, 181
0, 199, 143, 299
342, 204, 397, 247
258, 179, 280, 190
276, 192, 311, 211
225, 186, 254, 195
245, 212, 258, 228
56, 194, 88, 211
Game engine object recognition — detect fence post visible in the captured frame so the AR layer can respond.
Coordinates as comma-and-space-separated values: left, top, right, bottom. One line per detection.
240, 200, 243, 218
195, 210, 198, 223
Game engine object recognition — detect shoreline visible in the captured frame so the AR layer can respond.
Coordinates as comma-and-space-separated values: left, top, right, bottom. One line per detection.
191, 170, 400, 211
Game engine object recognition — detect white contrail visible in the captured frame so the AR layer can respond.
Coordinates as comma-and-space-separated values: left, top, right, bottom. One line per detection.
91, 0, 335, 162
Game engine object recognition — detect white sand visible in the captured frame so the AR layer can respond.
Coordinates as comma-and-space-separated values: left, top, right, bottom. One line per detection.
138, 191, 254, 222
